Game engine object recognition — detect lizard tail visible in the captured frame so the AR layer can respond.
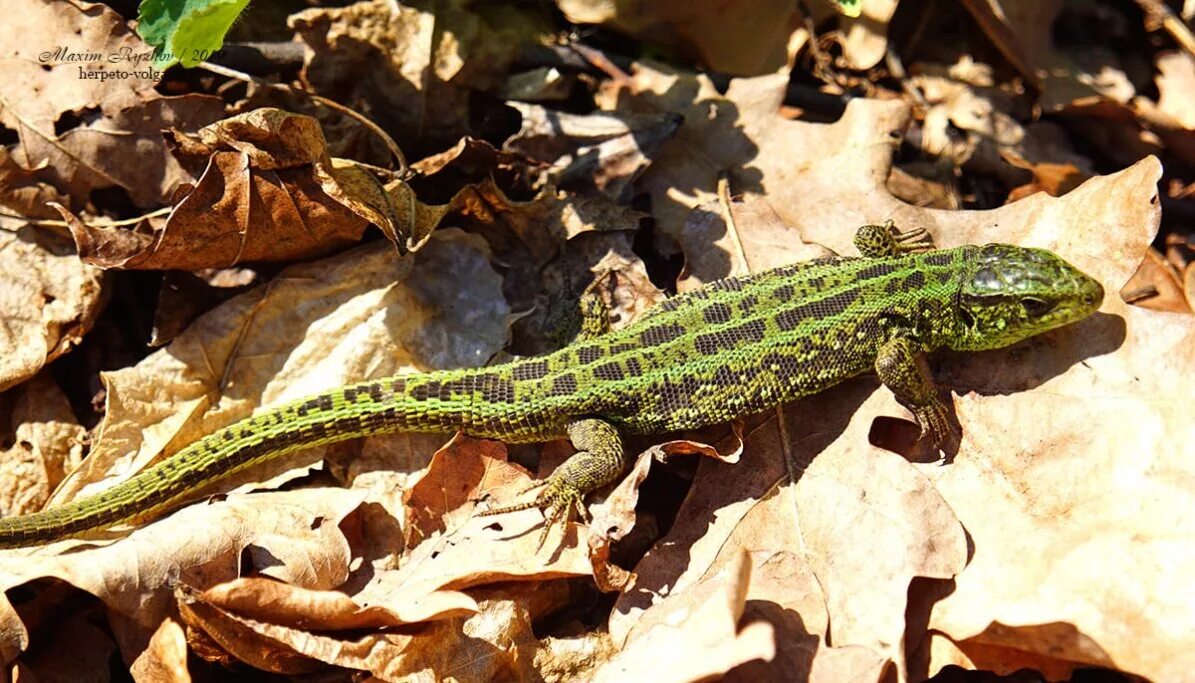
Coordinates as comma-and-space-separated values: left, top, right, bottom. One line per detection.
0, 366, 553, 548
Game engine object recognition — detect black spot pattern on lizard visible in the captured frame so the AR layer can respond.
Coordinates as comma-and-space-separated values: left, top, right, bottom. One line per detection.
551, 374, 578, 396
478, 375, 516, 403
925, 252, 953, 267
936, 270, 954, 285
624, 357, 643, 377
738, 294, 759, 313
774, 284, 795, 302
593, 362, 624, 381
577, 346, 603, 364
856, 262, 899, 280
693, 319, 766, 355
693, 332, 723, 355
638, 323, 687, 347
904, 271, 926, 289
713, 365, 737, 386
710, 277, 743, 292
344, 382, 387, 403
702, 302, 733, 324
512, 360, 550, 381
732, 319, 767, 343
410, 380, 441, 402
296, 394, 335, 417
775, 288, 861, 331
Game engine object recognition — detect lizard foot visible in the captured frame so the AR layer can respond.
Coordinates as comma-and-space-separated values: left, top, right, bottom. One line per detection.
480, 473, 589, 551
910, 401, 955, 461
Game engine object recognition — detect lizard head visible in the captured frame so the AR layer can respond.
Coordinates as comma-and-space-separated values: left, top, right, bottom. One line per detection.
949, 244, 1103, 351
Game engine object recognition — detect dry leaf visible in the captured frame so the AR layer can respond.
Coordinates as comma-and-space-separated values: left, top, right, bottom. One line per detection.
1154, 52, 1195, 129
0, 373, 86, 518
128, 617, 190, 683
0, 148, 71, 219
504, 103, 682, 203
181, 586, 554, 681
555, 0, 800, 75
677, 196, 834, 289
290, 0, 551, 155
194, 577, 477, 630
20, 93, 224, 210
0, 225, 104, 392
0, 0, 159, 181
9, 602, 115, 682
0, 488, 367, 658
587, 431, 743, 592
836, 0, 901, 70
593, 552, 775, 682
1121, 247, 1191, 313
59, 108, 410, 269
595, 61, 756, 254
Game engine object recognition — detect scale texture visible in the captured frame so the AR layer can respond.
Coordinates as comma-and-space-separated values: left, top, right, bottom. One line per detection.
0, 227, 1103, 547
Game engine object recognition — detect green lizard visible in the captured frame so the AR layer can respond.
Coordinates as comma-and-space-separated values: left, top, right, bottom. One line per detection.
0, 223, 1103, 548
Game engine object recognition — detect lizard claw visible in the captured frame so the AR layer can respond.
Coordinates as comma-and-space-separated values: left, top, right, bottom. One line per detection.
911, 401, 954, 458
531, 474, 588, 551
480, 473, 587, 552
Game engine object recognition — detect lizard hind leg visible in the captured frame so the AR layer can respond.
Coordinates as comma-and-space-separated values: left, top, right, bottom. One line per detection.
480, 418, 625, 550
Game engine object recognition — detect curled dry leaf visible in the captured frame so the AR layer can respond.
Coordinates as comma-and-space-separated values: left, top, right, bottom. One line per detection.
165, 442, 591, 680
61, 108, 413, 270
127, 616, 189, 683
0, 225, 104, 392
1121, 247, 1191, 313
593, 552, 776, 682
0, 373, 86, 518
48, 230, 509, 507
193, 576, 477, 630
0, 488, 367, 660
587, 429, 743, 592
181, 586, 557, 682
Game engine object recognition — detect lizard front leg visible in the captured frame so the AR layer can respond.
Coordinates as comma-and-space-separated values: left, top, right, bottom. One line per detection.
482, 417, 625, 548
874, 336, 954, 452
853, 219, 932, 257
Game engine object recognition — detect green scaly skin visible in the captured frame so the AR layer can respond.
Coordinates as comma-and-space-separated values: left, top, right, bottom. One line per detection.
0, 224, 1103, 548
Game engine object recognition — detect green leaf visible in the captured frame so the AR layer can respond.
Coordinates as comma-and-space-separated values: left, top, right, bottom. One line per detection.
136, 0, 251, 69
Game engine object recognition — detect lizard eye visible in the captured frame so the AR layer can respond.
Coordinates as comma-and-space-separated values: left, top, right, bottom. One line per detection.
1020, 297, 1054, 317
959, 307, 977, 330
